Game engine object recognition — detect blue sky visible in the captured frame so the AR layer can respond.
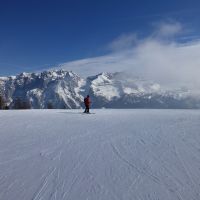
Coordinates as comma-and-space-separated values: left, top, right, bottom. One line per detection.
0, 0, 200, 76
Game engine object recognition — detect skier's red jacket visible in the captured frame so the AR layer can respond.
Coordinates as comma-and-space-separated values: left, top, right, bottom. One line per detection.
84, 97, 91, 107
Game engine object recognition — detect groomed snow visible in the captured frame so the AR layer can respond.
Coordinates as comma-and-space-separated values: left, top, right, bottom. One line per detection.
0, 109, 200, 200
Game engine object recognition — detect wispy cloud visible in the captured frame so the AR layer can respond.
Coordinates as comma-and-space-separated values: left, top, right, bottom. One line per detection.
107, 33, 138, 52
53, 21, 200, 91
152, 21, 183, 38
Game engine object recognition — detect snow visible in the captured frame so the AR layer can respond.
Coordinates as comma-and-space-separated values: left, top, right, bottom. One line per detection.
92, 84, 120, 101
0, 109, 200, 200
90, 73, 121, 101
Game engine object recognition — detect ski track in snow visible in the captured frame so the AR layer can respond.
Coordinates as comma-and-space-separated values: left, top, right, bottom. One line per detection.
0, 109, 200, 200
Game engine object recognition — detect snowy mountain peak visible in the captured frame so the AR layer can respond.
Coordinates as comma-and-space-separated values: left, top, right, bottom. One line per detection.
40, 69, 75, 79
18, 72, 31, 78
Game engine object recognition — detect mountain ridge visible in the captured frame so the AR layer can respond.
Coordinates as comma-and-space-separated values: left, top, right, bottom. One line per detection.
0, 69, 199, 109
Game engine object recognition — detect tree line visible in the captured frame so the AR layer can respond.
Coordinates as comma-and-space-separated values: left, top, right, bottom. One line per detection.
0, 94, 55, 110
0, 95, 31, 110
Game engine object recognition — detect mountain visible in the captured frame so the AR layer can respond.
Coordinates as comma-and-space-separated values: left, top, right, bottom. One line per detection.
0, 70, 85, 109
0, 70, 199, 109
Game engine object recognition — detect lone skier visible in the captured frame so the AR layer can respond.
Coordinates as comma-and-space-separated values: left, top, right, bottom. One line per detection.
84, 95, 91, 113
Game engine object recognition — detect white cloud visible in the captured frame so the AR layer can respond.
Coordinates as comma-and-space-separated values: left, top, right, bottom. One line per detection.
130, 39, 200, 89
52, 22, 200, 91
153, 21, 183, 38
107, 33, 138, 51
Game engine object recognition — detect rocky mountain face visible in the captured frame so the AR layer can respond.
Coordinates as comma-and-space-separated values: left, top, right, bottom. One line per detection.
0, 70, 199, 109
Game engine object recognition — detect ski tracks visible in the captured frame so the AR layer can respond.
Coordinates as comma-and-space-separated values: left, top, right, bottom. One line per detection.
61, 150, 94, 200
172, 144, 200, 199
109, 140, 188, 200
49, 149, 63, 200
32, 167, 57, 200
32, 147, 65, 200
110, 142, 161, 184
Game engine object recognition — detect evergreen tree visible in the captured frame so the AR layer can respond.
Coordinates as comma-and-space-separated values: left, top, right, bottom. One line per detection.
13, 97, 31, 109
0, 95, 5, 109
47, 101, 53, 109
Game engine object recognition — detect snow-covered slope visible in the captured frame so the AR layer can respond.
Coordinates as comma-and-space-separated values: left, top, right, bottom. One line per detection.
0, 109, 200, 200
0, 70, 199, 109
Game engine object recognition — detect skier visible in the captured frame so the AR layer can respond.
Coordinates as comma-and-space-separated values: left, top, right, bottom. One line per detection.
84, 95, 91, 113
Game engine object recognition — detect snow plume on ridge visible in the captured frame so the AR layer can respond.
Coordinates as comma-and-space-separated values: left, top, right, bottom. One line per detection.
54, 21, 200, 92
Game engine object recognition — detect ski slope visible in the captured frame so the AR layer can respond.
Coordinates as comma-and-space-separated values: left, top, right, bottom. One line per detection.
0, 109, 200, 200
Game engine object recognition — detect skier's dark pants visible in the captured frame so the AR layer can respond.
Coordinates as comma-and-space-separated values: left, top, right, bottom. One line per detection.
84, 105, 90, 113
